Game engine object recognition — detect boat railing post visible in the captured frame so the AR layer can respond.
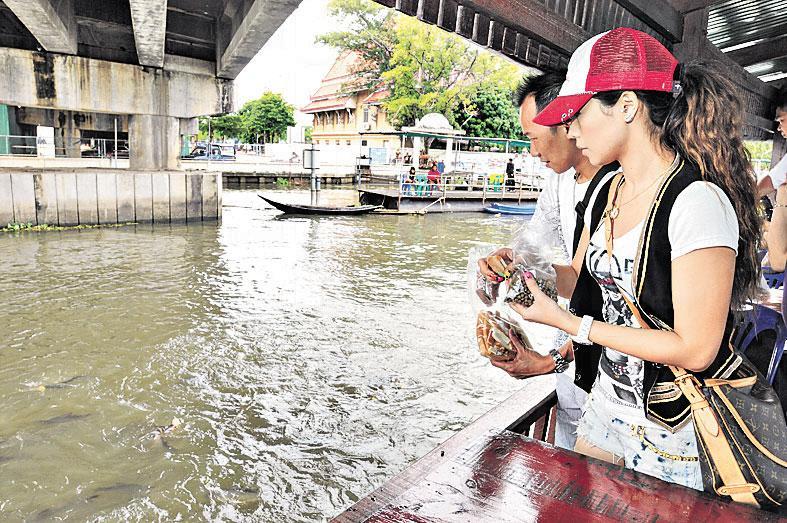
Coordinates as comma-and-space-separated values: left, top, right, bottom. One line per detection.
482, 176, 487, 205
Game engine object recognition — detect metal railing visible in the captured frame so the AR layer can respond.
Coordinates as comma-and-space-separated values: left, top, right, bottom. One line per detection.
0, 135, 38, 156
0, 135, 129, 159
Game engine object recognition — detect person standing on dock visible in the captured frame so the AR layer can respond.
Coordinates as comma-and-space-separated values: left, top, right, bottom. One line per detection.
479, 73, 618, 450
505, 158, 516, 190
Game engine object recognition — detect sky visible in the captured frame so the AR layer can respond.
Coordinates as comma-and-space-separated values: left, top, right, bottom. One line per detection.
234, 0, 340, 126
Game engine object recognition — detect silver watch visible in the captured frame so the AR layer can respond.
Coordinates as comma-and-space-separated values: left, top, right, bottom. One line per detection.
549, 348, 570, 373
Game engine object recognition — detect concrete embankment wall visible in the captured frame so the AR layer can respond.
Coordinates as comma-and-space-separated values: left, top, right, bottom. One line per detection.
0, 169, 221, 226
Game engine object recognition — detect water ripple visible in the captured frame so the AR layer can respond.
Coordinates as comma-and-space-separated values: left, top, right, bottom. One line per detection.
0, 189, 532, 521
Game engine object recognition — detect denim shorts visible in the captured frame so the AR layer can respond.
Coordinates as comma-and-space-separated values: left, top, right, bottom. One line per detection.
576, 382, 703, 491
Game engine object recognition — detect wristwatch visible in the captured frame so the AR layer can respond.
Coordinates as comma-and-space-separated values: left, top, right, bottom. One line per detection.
549, 348, 570, 373
570, 314, 595, 345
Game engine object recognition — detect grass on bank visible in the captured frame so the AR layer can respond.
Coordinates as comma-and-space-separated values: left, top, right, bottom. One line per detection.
2, 222, 138, 233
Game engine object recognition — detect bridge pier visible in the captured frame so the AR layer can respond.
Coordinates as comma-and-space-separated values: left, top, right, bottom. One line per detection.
129, 115, 181, 171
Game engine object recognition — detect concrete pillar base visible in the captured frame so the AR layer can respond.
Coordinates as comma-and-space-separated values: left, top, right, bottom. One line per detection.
129, 115, 181, 171
58, 124, 81, 158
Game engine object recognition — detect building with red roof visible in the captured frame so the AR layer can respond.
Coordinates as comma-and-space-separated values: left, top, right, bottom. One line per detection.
301, 52, 396, 151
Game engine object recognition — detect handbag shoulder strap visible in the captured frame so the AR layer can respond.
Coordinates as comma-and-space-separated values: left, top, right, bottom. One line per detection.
572, 162, 619, 254
602, 179, 761, 506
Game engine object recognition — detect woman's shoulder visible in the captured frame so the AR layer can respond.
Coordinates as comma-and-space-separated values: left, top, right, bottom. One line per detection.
673, 180, 734, 214
668, 180, 738, 258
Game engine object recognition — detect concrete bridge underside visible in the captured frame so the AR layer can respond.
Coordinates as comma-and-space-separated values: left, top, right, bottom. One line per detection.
0, 0, 303, 170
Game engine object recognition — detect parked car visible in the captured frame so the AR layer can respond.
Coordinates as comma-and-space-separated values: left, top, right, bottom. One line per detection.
182, 144, 236, 161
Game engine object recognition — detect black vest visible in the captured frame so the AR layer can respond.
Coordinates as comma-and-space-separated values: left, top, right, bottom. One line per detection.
567, 162, 619, 394
571, 159, 741, 431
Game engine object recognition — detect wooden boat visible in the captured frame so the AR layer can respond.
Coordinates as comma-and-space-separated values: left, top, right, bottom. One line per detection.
258, 195, 380, 215
483, 202, 537, 215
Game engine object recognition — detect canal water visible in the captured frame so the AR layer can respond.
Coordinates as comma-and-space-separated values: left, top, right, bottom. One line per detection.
0, 189, 539, 522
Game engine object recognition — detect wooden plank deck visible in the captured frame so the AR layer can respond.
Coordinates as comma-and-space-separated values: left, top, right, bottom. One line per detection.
333, 377, 781, 522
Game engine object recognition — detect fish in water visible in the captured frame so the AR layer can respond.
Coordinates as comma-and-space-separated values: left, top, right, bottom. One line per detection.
150, 417, 182, 438
33, 483, 150, 519
40, 413, 90, 425
86, 483, 148, 501
31, 375, 89, 392
146, 417, 183, 451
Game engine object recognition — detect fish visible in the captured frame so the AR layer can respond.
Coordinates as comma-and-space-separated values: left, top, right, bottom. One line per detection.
31, 483, 149, 521
86, 483, 148, 500
39, 413, 90, 425
150, 417, 182, 439
31, 375, 89, 392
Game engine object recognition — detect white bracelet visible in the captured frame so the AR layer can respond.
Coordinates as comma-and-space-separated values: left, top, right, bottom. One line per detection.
570, 315, 594, 345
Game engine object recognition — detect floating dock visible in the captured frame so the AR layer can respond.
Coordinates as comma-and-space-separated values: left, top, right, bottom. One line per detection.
359, 188, 540, 213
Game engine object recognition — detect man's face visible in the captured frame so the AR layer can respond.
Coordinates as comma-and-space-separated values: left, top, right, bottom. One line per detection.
776, 108, 787, 140
519, 95, 581, 174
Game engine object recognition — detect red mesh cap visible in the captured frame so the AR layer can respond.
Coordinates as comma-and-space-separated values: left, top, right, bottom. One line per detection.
533, 28, 678, 126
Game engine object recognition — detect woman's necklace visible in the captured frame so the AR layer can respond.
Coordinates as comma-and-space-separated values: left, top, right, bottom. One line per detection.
608, 155, 679, 219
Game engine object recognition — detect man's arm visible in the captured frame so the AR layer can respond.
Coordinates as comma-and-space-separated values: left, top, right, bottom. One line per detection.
769, 184, 787, 272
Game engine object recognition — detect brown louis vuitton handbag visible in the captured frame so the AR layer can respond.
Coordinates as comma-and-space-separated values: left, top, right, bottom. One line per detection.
602, 173, 787, 512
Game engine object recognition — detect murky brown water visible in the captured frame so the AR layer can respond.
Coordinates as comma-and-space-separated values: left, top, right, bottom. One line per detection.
0, 189, 534, 522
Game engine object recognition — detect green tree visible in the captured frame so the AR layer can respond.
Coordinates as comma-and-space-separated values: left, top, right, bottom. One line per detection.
239, 92, 296, 143
198, 113, 243, 141
382, 18, 520, 129
317, 2, 522, 131
316, 0, 397, 89
451, 83, 523, 139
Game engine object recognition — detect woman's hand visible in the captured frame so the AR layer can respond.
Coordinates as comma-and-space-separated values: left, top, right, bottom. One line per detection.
509, 271, 569, 329
477, 247, 514, 282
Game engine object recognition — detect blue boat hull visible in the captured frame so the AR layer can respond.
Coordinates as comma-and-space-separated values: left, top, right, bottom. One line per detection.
483, 203, 536, 215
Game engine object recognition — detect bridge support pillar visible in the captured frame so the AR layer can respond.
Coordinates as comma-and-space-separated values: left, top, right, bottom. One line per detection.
129, 114, 180, 170
57, 120, 81, 158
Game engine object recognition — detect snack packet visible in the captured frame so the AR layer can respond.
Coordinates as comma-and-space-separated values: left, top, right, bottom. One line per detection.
468, 218, 565, 358
476, 310, 533, 359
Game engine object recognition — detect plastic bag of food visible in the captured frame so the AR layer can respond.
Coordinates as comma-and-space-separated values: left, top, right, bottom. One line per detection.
504, 216, 563, 306
468, 219, 565, 358
476, 310, 533, 359
467, 244, 504, 309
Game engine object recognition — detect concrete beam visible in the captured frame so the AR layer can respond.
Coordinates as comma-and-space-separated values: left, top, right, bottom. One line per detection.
129, 0, 168, 68
164, 55, 216, 76
16, 108, 129, 132
217, 0, 303, 79
3, 0, 77, 55
0, 48, 233, 118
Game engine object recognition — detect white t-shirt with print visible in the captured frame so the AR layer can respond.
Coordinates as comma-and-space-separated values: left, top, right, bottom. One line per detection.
585, 180, 739, 410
